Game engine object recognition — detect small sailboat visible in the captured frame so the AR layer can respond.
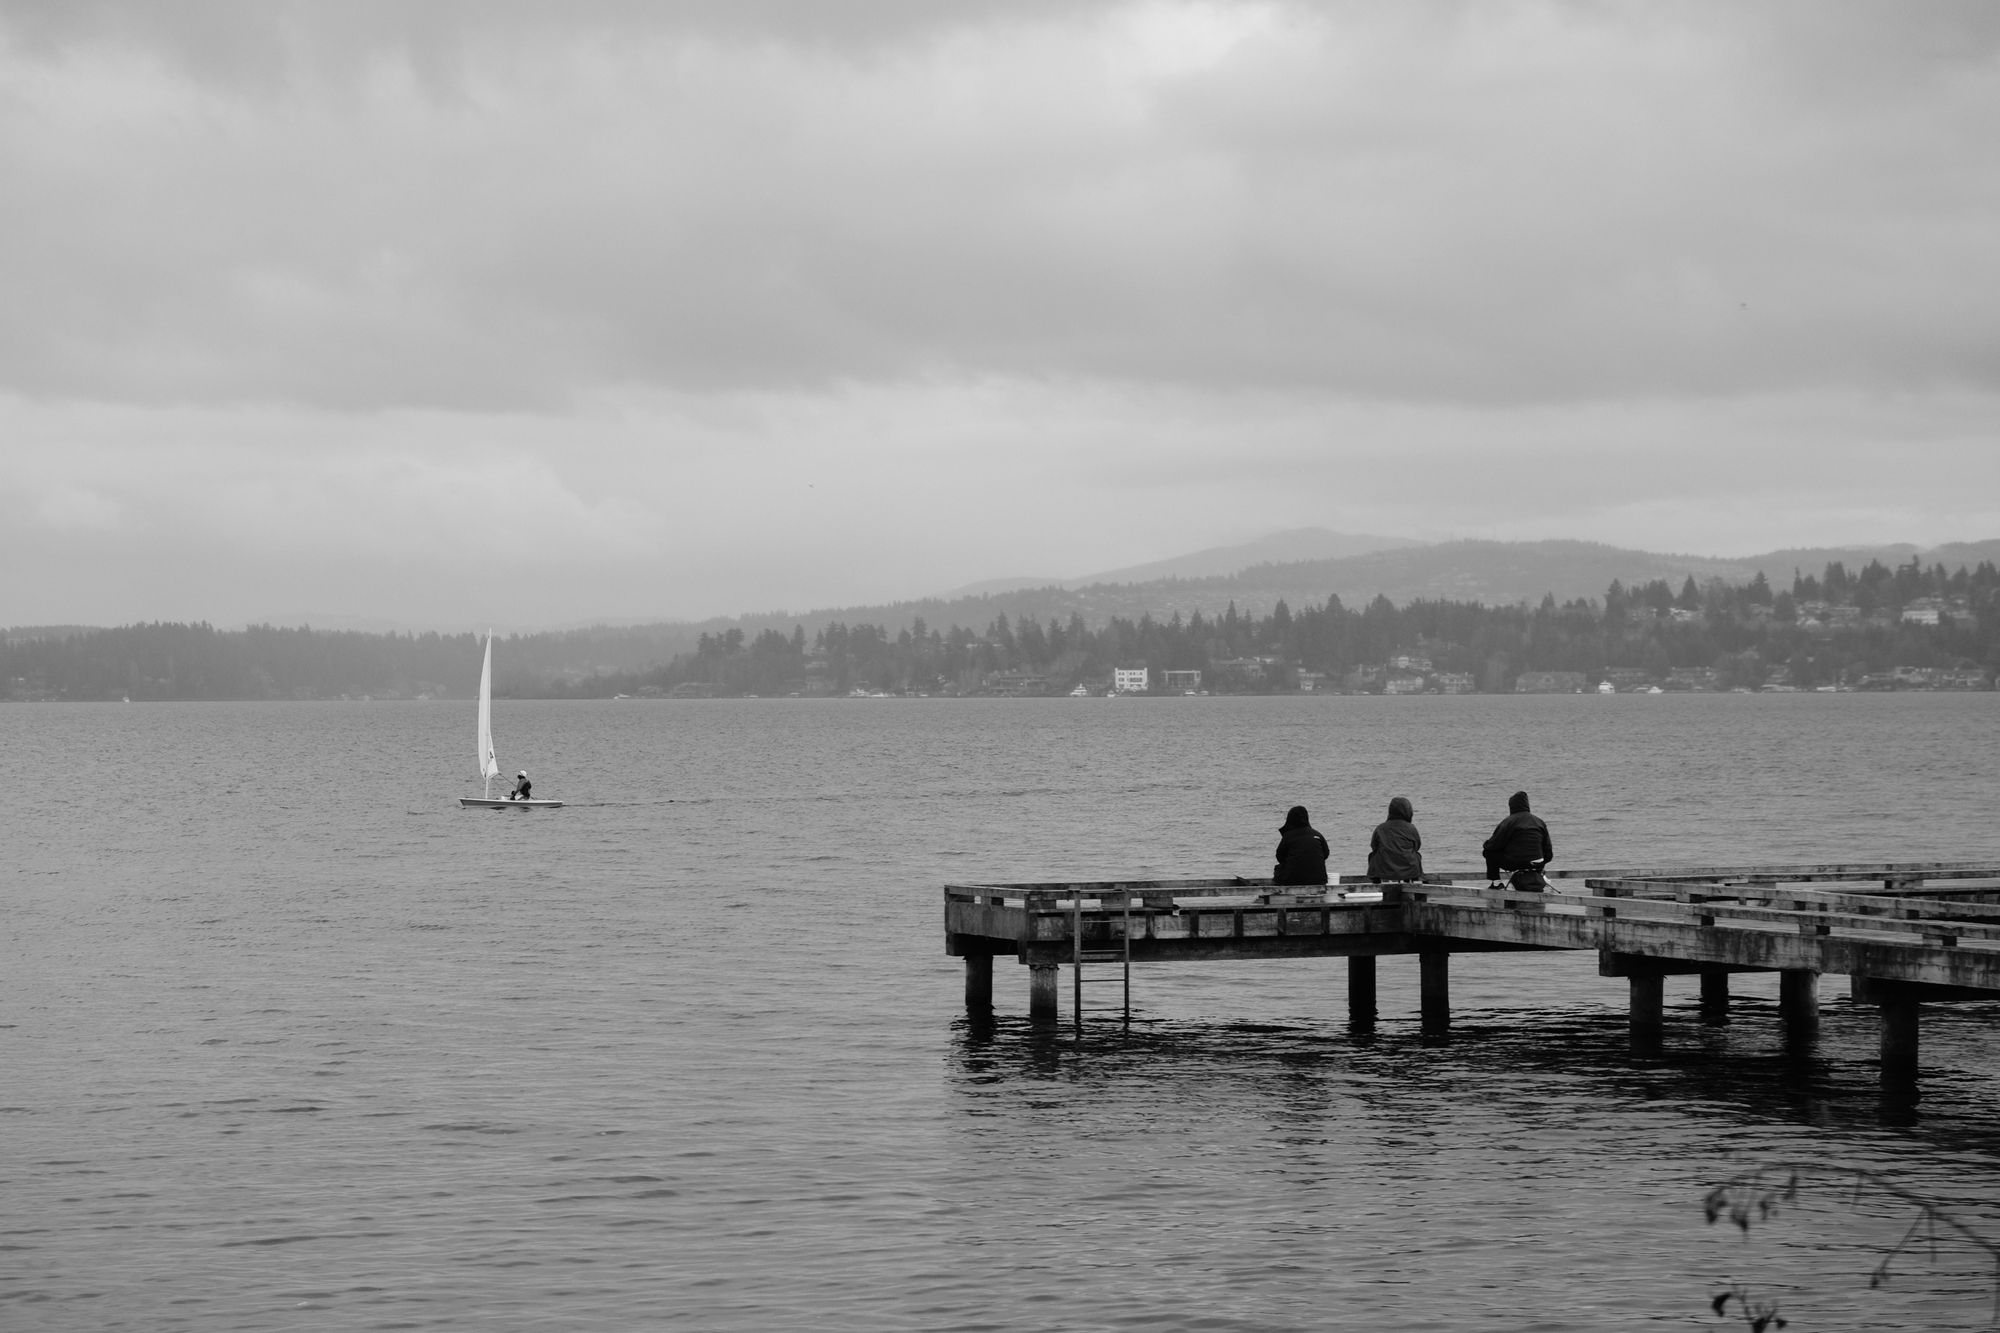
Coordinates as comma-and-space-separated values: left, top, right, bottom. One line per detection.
459, 633, 563, 810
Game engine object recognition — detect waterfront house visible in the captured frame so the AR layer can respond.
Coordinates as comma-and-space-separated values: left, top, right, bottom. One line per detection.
1514, 670, 1588, 694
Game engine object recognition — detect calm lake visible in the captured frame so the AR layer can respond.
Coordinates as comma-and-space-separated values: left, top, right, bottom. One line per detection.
7, 694, 2000, 1330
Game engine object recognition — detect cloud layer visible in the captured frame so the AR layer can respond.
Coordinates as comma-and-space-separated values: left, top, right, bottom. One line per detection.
3, 1, 1997, 625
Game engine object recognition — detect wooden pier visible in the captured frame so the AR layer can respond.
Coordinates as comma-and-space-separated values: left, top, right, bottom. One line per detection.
944, 862, 2000, 1083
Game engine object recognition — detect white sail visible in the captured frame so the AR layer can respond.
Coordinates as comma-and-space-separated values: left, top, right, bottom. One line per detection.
477, 633, 500, 783
459, 632, 561, 808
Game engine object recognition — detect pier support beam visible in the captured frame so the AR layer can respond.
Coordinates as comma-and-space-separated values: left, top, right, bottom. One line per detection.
1028, 964, 1058, 1024
964, 954, 993, 1013
1779, 969, 1820, 1041
1419, 951, 1450, 1032
1348, 955, 1377, 1025
1879, 991, 1920, 1084
1629, 971, 1664, 1048
1699, 966, 1730, 1023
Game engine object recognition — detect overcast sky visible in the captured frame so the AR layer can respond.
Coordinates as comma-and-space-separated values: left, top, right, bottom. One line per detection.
3, 0, 1997, 629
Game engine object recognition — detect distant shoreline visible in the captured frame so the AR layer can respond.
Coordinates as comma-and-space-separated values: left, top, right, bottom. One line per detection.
8, 687, 1988, 704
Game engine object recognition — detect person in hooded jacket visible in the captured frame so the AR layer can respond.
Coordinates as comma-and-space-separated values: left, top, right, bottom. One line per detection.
1482, 790, 1553, 887
1272, 805, 1330, 886
1367, 796, 1423, 883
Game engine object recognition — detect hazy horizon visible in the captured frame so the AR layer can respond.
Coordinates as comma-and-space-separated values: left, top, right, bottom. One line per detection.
9, 528, 1997, 639
4, 2, 1998, 627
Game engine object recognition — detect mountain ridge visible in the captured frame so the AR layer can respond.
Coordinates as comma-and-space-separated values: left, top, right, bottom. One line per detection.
931, 527, 1425, 598
540, 536, 2000, 673
18, 536, 1998, 676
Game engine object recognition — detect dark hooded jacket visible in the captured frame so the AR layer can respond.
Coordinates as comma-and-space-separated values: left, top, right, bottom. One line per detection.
1367, 796, 1424, 882
1482, 790, 1552, 873
1273, 806, 1330, 886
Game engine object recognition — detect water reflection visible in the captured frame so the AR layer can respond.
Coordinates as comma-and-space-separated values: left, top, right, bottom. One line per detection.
949, 998, 2000, 1151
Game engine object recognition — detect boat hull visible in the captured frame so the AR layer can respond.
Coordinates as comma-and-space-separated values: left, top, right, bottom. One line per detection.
459, 798, 564, 810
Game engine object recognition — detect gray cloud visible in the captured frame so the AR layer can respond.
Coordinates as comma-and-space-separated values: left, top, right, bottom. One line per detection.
4, 1, 1998, 410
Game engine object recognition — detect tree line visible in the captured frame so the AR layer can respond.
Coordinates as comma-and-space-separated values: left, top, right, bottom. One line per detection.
6, 556, 1995, 701
641, 557, 1996, 696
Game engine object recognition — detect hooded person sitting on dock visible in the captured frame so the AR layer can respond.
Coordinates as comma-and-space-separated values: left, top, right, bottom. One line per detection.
1367, 796, 1424, 883
1273, 805, 1331, 886
1483, 790, 1553, 889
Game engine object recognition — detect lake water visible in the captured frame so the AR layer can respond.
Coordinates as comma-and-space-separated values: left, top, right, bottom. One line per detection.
6, 693, 2000, 1330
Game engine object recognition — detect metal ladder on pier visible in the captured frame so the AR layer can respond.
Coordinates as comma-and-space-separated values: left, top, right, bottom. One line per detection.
1071, 893, 1131, 1032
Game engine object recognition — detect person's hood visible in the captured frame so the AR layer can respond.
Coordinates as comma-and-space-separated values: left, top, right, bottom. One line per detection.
1281, 804, 1311, 831
1508, 790, 1530, 814
1388, 796, 1413, 822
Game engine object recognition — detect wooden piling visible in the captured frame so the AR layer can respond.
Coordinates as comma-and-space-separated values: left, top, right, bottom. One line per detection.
1629, 971, 1664, 1047
1699, 965, 1730, 1022
965, 954, 993, 1013
1419, 951, 1449, 1031
1779, 969, 1819, 1037
1028, 964, 1059, 1023
1349, 955, 1377, 1024
1880, 990, 1921, 1082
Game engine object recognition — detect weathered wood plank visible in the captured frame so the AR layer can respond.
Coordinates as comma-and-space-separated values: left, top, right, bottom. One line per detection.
1599, 953, 1721, 977
1404, 902, 2000, 990
1020, 932, 1517, 964
1608, 883, 2000, 923
1414, 882, 2000, 945
947, 877, 1262, 894
1851, 975, 2000, 1004
943, 901, 1028, 943
949, 877, 1428, 904
1568, 861, 2000, 883
1280, 908, 1326, 936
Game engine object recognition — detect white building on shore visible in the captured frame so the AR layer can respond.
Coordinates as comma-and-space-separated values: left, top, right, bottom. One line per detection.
1113, 667, 1149, 693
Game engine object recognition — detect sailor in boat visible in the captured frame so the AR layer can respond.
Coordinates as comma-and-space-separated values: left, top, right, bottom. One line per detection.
510, 771, 533, 801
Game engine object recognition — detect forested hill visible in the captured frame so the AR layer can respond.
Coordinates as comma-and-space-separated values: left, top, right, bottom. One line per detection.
605, 538, 2000, 661
15, 536, 2000, 696
0, 623, 743, 701
712, 538, 2000, 651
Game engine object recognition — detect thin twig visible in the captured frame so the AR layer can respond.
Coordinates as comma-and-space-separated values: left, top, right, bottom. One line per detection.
1707, 1161, 2000, 1328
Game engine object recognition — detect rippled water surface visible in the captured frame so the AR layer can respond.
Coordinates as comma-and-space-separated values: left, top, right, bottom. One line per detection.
7, 694, 2000, 1330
